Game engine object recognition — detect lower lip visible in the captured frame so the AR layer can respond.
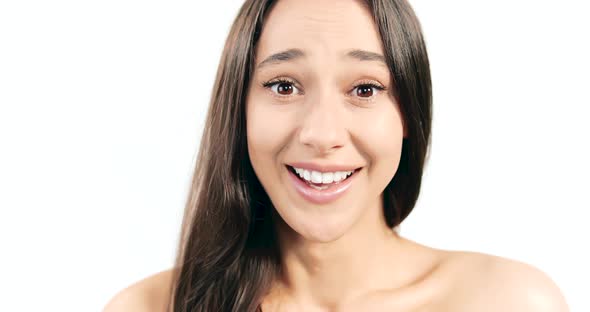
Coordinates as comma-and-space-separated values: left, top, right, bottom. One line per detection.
286, 166, 361, 205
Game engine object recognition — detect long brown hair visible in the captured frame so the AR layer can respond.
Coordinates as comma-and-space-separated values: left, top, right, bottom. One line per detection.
169, 0, 432, 311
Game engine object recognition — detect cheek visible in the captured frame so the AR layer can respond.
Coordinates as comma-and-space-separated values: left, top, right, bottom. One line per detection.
246, 99, 293, 173
355, 104, 405, 182
367, 112, 403, 154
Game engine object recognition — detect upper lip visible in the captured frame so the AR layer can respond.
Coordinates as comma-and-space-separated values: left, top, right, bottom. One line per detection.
286, 162, 363, 173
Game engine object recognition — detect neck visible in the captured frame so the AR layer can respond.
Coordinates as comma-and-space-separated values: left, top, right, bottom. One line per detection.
270, 198, 408, 309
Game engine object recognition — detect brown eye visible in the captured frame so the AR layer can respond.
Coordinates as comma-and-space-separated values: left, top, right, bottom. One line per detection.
277, 82, 294, 95
262, 79, 301, 97
352, 82, 385, 101
356, 85, 374, 98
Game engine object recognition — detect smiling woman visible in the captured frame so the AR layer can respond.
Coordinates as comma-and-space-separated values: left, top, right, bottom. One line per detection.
104, 0, 569, 311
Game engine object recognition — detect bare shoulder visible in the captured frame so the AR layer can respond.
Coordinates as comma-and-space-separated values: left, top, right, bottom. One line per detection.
103, 268, 175, 312
441, 251, 569, 311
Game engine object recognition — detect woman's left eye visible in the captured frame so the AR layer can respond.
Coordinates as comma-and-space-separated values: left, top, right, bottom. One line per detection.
352, 83, 385, 100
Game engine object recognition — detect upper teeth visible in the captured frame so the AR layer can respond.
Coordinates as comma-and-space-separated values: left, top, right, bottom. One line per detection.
293, 167, 354, 184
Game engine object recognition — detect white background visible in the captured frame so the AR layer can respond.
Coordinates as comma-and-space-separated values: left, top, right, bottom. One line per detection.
0, 0, 588, 311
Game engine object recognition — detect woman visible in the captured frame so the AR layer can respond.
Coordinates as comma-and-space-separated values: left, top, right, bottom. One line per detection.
105, 0, 568, 311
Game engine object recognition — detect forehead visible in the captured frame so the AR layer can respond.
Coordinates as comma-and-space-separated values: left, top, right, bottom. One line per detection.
255, 0, 384, 63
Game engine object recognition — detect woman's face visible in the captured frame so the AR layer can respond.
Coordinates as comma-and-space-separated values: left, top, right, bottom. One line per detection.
246, 0, 405, 242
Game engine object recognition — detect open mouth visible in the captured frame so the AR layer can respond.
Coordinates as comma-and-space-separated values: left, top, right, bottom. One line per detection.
285, 165, 362, 188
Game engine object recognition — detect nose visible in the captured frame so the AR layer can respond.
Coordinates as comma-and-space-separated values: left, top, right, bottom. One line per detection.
298, 90, 346, 155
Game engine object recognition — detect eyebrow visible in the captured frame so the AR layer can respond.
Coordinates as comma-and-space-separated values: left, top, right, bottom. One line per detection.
256, 48, 387, 69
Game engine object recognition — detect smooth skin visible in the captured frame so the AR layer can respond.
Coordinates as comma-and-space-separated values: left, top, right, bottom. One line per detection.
104, 0, 569, 311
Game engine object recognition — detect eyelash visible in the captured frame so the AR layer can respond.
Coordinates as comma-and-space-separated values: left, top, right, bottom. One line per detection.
261, 78, 387, 103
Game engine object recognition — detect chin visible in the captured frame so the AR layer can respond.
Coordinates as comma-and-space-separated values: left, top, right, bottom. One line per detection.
281, 212, 357, 243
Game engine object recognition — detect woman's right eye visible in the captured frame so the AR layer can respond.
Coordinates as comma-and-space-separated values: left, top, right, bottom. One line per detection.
262, 79, 301, 97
